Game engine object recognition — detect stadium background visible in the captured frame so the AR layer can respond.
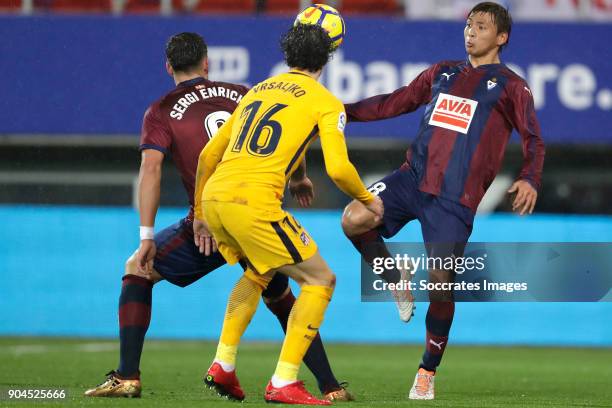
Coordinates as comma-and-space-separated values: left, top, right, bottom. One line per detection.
1, 0, 611, 353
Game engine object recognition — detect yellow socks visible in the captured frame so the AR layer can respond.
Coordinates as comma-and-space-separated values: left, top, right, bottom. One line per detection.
273, 285, 334, 383
214, 273, 264, 367
214, 342, 238, 370
214, 272, 334, 386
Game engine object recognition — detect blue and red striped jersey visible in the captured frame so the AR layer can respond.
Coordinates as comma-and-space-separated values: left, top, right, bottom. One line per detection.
140, 77, 248, 211
345, 60, 545, 212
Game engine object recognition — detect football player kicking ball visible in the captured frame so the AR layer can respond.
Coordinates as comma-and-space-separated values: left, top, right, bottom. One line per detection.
193, 24, 382, 405
341, 2, 544, 400
84, 32, 353, 402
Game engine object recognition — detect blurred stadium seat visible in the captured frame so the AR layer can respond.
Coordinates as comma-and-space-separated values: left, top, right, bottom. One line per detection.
123, 0, 255, 14
33, 0, 112, 12
191, 0, 254, 13
0, 0, 20, 11
123, 0, 164, 13
340, 0, 400, 14
264, 0, 299, 14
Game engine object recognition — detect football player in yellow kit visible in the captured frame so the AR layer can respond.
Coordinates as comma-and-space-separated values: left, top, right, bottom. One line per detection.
193, 24, 383, 405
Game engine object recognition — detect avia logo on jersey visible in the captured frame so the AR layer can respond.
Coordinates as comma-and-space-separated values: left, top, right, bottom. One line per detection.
429, 93, 478, 134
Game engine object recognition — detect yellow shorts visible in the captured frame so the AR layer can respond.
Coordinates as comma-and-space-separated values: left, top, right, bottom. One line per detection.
203, 200, 318, 274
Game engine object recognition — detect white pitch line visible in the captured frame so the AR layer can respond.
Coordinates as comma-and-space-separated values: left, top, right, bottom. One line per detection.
5, 342, 118, 356
76, 343, 119, 353
6, 345, 50, 356
3, 341, 184, 356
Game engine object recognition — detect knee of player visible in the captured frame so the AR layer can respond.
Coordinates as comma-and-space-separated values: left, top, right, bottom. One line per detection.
125, 254, 138, 275
328, 272, 337, 289
300, 267, 335, 289
319, 269, 336, 289
124, 253, 150, 280
244, 267, 273, 291
341, 203, 372, 235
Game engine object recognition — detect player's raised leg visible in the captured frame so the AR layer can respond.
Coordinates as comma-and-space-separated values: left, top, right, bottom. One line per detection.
263, 275, 354, 401
264, 251, 335, 405
341, 171, 416, 322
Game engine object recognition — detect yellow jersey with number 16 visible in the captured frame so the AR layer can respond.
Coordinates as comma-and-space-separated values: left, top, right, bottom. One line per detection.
195, 70, 373, 217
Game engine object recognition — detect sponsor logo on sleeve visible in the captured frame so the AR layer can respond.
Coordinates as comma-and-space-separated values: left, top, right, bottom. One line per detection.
428, 92, 478, 134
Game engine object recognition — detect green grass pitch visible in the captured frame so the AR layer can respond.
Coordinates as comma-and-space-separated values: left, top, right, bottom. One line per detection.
1, 338, 611, 407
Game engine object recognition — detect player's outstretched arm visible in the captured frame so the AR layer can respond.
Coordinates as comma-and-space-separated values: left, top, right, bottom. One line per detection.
318, 107, 382, 220
344, 64, 438, 122
136, 149, 164, 274
319, 127, 372, 204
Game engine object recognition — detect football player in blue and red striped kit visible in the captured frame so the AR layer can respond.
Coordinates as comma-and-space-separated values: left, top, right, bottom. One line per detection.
341, 2, 545, 400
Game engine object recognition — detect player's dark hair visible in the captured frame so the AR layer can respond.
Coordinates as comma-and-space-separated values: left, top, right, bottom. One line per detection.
280, 24, 334, 73
468, 2, 513, 51
165, 32, 208, 73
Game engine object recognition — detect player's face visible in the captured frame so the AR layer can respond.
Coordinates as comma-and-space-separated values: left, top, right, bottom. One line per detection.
464, 12, 507, 58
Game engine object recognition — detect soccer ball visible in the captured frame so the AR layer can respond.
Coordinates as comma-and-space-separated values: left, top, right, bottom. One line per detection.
294, 4, 346, 49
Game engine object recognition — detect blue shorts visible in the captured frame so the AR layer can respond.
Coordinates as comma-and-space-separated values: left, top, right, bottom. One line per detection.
369, 168, 475, 258
154, 217, 289, 296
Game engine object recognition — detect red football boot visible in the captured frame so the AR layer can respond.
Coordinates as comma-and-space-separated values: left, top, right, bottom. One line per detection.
264, 380, 331, 405
204, 362, 245, 401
